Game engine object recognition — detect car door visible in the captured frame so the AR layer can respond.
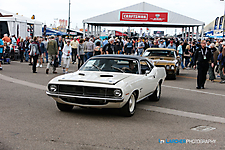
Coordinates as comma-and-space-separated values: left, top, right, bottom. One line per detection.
138, 60, 156, 99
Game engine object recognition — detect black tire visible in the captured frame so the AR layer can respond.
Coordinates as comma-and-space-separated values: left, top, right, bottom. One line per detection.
56, 102, 73, 112
176, 68, 180, 75
171, 73, 176, 80
120, 93, 136, 117
149, 82, 161, 101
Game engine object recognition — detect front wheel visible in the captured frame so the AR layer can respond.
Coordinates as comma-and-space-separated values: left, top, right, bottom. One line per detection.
120, 93, 136, 117
56, 102, 73, 112
149, 82, 161, 101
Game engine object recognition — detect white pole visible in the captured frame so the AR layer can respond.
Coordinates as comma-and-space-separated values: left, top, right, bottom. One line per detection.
196, 26, 199, 40
87, 24, 90, 37
201, 24, 205, 41
83, 23, 85, 38
188, 27, 190, 42
91, 25, 93, 35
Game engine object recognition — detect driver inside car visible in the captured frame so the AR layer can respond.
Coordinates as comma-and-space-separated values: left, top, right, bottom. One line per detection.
123, 61, 138, 74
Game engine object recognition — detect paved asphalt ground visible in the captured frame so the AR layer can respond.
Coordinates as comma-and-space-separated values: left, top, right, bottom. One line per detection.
0, 61, 225, 150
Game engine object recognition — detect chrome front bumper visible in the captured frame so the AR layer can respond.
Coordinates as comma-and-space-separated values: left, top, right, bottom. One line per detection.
46, 91, 124, 102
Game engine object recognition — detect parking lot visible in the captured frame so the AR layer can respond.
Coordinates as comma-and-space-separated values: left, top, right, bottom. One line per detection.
1, 61, 225, 150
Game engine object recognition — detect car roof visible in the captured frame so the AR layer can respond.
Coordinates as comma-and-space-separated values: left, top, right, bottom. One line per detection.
92, 54, 145, 61
146, 48, 176, 51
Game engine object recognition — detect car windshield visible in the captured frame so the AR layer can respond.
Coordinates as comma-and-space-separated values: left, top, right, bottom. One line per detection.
80, 58, 139, 74
143, 50, 175, 57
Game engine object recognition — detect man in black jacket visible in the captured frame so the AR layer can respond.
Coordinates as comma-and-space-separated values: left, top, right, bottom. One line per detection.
194, 40, 214, 89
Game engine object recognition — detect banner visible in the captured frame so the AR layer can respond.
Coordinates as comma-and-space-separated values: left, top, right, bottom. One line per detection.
214, 17, 219, 30
219, 16, 223, 30
119, 11, 168, 22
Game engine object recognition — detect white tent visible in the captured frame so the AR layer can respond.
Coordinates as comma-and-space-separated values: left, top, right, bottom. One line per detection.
0, 9, 43, 38
82, 2, 205, 39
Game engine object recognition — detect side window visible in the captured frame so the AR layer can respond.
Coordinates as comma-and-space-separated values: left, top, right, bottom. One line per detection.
140, 60, 152, 75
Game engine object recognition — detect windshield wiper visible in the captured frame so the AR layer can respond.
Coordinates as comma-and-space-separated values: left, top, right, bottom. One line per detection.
93, 64, 102, 71
111, 66, 125, 73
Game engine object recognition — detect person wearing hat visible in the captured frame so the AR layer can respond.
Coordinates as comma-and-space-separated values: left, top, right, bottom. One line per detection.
46, 35, 58, 74
62, 40, 72, 73
151, 40, 159, 48
167, 41, 176, 50
159, 40, 166, 48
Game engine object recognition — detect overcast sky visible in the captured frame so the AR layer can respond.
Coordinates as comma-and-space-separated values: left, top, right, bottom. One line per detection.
1, 0, 224, 35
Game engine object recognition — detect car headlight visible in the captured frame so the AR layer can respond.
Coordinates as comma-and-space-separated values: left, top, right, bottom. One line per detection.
114, 89, 122, 97
171, 65, 175, 70
166, 65, 170, 70
49, 85, 57, 92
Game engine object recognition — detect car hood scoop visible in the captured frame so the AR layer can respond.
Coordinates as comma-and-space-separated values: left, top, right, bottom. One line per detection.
58, 71, 128, 85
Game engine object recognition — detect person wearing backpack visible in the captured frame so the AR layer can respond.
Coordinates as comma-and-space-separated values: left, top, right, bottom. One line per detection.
29, 37, 41, 73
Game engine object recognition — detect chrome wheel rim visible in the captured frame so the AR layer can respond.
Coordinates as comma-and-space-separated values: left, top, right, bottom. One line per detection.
156, 84, 160, 98
129, 94, 135, 113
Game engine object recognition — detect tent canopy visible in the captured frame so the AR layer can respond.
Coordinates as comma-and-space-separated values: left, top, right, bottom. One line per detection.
0, 9, 42, 25
83, 2, 204, 28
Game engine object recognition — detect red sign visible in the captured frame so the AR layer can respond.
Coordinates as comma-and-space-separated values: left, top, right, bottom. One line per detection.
119, 11, 168, 22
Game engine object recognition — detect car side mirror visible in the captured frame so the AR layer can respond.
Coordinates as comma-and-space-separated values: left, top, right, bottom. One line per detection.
145, 70, 150, 75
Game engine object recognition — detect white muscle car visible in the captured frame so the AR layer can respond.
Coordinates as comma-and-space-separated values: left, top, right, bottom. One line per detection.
46, 55, 166, 117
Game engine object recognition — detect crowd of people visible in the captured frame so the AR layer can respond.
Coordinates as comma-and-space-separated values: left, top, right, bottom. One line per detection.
0, 34, 225, 86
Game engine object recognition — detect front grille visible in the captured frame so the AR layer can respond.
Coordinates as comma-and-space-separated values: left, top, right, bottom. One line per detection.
62, 98, 108, 105
58, 85, 116, 98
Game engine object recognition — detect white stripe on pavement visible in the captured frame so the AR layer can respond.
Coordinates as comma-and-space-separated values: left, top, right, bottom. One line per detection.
138, 104, 225, 124
0, 74, 46, 91
1, 73, 225, 124
162, 85, 225, 97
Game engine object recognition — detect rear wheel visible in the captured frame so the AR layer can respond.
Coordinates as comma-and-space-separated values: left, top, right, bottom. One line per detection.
56, 102, 73, 112
121, 93, 136, 117
149, 82, 161, 101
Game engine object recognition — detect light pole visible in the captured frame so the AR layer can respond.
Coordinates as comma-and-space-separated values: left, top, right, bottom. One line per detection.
68, 0, 71, 38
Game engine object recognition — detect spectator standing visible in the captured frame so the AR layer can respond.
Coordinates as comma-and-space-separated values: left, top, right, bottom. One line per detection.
93, 41, 102, 56
167, 41, 176, 50
0, 35, 4, 70
46, 35, 58, 74
71, 38, 79, 64
194, 40, 213, 89
125, 39, 133, 55
24, 37, 30, 62
177, 42, 185, 69
217, 47, 225, 83
2, 34, 11, 43
36, 38, 43, 68
62, 40, 72, 74
102, 38, 108, 46
114, 38, 121, 54
159, 40, 166, 48
184, 45, 191, 68
18, 38, 25, 62
56, 36, 64, 67
86, 38, 94, 60
42, 38, 48, 63
30, 37, 41, 73
104, 38, 114, 54
189, 42, 197, 68
208, 43, 219, 82
137, 38, 145, 56
77, 39, 85, 69
151, 40, 159, 48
